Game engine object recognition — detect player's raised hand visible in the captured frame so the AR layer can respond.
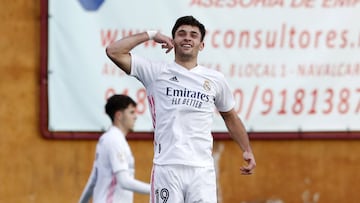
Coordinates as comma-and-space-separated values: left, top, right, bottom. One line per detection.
153, 32, 174, 53
240, 151, 256, 175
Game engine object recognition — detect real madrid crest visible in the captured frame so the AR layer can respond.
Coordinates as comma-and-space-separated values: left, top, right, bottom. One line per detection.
203, 80, 211, 92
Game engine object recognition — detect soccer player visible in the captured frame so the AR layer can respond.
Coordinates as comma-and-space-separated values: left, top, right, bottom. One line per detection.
106, 15, 256, 203
79, 94, 150, 203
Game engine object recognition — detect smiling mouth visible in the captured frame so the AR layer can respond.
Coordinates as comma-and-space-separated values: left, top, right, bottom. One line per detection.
181, 44, 192, 48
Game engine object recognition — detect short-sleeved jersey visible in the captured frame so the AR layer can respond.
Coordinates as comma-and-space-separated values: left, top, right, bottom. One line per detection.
130, 54, 235, 167
92, 126, 135, 203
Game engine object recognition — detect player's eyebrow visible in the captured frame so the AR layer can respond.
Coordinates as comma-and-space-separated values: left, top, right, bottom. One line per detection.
177, 29, 200, 37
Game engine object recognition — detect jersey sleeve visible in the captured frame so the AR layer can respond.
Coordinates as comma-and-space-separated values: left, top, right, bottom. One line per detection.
215, 75, 235, 112
115, 170, 150, 194
130, 53, 163, 87
107, 140, 128, 173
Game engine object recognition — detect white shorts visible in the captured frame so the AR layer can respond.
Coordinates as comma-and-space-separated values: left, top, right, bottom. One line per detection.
150, 164, 217, 203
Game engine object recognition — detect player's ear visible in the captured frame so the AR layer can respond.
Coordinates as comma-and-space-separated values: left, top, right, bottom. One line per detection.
114, 110, 123, 120
199, 41, 204, 51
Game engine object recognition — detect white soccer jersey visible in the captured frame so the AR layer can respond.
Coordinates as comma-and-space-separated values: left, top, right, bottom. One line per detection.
92, 126, 135, 203
131, 54, 235, 167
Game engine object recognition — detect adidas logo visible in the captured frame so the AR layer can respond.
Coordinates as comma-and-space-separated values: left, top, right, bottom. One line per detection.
169, 76, 179, 82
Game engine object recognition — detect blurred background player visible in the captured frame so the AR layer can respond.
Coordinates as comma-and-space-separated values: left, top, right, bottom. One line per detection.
79, 94, 150, 203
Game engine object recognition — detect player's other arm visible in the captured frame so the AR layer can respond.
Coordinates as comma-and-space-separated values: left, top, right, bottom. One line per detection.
106, 31, 174, 74
220, 108, 256, 175
116, 170, 150, 194
106, 32, 149, 74
79, 167, 97, 203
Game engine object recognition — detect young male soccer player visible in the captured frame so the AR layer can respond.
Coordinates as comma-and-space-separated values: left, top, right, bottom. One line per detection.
106, 16, 256, 203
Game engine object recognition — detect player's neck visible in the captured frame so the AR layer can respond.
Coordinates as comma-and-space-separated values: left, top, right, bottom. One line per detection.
175, 58, 198, 70
113, 123, 128, 136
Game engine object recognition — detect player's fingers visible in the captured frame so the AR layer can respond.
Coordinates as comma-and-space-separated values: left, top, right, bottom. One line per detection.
165, 47, 173, 53
161, 44, 173, 53
240, 158, 256, 175
240, 164, 255, 174
246, 160, 256, 170
240, 167, 253, 175
243, 152, 256, 167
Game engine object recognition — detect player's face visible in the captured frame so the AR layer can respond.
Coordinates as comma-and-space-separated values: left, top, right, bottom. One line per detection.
121, 104, 137, 132
173, 25, 204, 59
